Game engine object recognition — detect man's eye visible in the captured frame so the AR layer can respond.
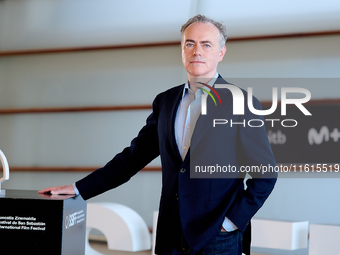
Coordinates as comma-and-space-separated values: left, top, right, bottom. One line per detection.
186, 43, 194, 47
203, 44, 211, 48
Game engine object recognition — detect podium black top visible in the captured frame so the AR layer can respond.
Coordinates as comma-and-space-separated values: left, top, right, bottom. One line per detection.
0, 189, 76, 201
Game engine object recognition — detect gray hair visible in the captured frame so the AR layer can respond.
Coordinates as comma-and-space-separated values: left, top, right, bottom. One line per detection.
180, 14, 227, 48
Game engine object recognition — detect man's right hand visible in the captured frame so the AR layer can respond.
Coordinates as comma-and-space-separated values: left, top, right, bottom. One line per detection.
38, 185, 76, 195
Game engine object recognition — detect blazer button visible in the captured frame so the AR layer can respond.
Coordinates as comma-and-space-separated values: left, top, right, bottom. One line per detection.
180, 168, 186, 173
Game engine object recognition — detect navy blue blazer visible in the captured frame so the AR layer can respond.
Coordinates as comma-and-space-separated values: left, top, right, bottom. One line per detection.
76, 77, 277, 253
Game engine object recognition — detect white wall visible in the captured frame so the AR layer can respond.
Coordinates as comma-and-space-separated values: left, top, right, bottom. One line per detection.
1, 3, 340, 254
1, 0, 340, 50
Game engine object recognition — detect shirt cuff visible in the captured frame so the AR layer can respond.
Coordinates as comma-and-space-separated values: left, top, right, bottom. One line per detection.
222, 217, 238, 232
72, 183, 80, 196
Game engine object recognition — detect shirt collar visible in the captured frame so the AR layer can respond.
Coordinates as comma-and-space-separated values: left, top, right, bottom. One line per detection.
181, 72, 219, 99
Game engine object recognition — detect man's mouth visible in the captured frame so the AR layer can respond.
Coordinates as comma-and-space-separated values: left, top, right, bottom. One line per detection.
190, 60, 204, 64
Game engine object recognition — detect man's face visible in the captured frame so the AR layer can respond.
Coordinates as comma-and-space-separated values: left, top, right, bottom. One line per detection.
181, 22, 226, 80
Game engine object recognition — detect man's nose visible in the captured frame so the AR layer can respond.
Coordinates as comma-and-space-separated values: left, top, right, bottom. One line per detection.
193, 45, 202, 56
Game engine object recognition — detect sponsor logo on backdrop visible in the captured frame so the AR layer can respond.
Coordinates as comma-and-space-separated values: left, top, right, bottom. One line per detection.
308, 126, 340, 145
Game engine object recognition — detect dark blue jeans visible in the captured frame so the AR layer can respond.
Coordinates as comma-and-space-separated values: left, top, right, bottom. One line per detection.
159, 230, 243, 255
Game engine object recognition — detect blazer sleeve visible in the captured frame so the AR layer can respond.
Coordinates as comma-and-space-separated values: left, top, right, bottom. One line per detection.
226, 95, 277, 232
75, 96, 161, 200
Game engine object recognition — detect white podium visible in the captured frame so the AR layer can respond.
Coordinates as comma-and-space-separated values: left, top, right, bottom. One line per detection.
309, 224, 340, 255
251, 219, 309, 250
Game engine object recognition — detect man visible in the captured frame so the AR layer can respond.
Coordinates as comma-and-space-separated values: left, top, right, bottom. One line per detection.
40, 15, 277, 254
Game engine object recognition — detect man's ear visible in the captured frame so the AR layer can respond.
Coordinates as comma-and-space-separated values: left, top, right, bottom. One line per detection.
218, 45, 227, 62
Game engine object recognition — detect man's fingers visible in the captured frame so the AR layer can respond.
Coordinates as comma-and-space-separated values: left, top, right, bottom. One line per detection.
38, 187, 55, 194
38, 185, 75, 195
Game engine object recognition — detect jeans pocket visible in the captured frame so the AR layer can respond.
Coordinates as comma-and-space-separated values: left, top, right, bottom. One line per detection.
202, 230, 242, 255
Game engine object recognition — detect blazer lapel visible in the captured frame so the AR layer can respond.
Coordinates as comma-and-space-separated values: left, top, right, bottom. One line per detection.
167, 85, 185, 161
